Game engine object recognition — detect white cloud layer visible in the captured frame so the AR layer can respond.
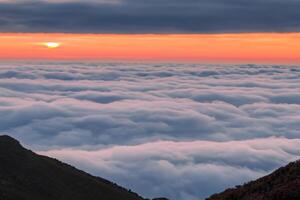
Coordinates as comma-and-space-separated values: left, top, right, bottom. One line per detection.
0, 62, 300, 199
39, 138, 300, 200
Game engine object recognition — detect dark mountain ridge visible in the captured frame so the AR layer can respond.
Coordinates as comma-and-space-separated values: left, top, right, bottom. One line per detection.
207, 159, 300, 200
0, 135, 145, 200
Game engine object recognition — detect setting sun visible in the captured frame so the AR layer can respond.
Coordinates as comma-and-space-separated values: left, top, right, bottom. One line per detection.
1, 33, 300, 63
44, 42, 61, 49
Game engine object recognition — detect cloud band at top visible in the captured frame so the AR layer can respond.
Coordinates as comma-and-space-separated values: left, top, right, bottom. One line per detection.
0, 0, 300, 33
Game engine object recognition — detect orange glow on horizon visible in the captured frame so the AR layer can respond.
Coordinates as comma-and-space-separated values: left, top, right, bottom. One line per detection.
0, 33, 300, 63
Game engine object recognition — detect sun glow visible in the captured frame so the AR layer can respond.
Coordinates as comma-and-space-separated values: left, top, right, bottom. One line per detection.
1, 33, 300, 62
44, 42, 61, 48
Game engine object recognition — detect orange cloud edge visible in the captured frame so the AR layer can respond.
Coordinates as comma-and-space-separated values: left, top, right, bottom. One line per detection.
1, 33, 300, 64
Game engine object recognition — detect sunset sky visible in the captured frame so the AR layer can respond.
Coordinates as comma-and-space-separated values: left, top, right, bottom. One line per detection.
1, 33, 300, 63
1, 0, 300, 63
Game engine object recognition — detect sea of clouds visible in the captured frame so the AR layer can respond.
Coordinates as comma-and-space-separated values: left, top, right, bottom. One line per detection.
0, 62, 300, 200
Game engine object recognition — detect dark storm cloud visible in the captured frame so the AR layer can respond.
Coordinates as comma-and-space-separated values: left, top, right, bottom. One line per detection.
0, 0, 300, 33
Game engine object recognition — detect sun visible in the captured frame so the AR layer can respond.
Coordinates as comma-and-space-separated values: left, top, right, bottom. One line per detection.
43, 42, 61, 49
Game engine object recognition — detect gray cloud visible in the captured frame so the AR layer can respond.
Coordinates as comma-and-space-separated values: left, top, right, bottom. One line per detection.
0, 0, 300, 33
39, 138, 300, 200
1, 62, 300, 199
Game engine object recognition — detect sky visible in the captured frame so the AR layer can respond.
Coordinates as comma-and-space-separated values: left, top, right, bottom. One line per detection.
0, 0, 300, 62
1, 33, 300, 62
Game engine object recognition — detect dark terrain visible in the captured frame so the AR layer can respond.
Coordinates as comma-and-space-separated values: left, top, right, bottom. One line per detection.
207, 160, 300, 200
0, 135, 145, 200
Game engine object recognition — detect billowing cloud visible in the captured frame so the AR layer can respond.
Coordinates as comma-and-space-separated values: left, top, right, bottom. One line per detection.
0, 0, 300, 33
40, 138, 300, 200
1, 62, 300, 199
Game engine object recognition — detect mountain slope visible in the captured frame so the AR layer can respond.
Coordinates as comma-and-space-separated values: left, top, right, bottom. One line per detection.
0, 135, 145, 200
207, 160, 300, 200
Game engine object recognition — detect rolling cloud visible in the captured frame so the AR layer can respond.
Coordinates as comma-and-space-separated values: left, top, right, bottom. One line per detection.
0, 0, 300, 33
40, 138, 300, 200
0, 62, 300, 199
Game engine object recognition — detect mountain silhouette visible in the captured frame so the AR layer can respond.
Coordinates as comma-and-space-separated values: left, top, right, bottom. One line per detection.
207, 160, 300, 200
0, 135, 145, 200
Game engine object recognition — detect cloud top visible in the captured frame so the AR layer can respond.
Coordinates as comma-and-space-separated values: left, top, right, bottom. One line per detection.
0, 62, 300, 199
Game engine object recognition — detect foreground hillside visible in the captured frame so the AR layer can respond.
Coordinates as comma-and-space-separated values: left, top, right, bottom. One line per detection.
207, 160, 300, 200
0, 135, 145, 200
